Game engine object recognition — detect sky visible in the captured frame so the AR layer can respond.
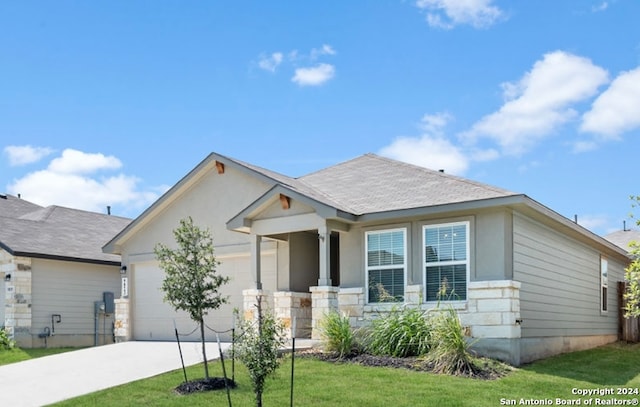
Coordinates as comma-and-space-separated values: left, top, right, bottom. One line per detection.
1, 1, 639, 236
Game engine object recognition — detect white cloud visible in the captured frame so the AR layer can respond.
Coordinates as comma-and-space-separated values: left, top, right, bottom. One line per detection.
258, 52, 284, 72
7, 149, 160, 215
3, 145, 54, 166
48, 148, 122, 174
463, 51, 609, 155
580, 67, 640, 138
311, 44, 336, 59
292, 63, 336, 86
416, 0, 504, 29
379, 112, 469, 175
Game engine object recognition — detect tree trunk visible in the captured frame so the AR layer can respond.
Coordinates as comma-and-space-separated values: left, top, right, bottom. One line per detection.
256, 391, 262, 407
200, 319, 209, 379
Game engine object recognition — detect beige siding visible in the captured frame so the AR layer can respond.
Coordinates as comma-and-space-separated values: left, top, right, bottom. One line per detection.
120, 164, 281, 340
513, 213, 622, 338
31, 259, 120, 346
131, 251, 276, 342
339, 209, 513, 291
122, 164, 273, 259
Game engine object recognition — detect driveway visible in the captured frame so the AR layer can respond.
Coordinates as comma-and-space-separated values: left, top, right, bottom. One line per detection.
0, 341, 229, 406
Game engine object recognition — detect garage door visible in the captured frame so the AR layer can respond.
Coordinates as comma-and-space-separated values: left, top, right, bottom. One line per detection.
132, 253, 276, 342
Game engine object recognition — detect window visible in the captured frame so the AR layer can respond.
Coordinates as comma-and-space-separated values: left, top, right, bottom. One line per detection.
366, 229, 406, 303
601, 256, 608, 313
424, 222, 469, 301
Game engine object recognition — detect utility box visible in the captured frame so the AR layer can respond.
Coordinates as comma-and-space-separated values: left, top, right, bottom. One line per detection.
103, 292, 115, 314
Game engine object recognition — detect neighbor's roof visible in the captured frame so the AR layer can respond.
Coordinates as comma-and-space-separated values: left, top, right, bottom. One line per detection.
0, 195, 131, 264
0, 193, 44, 218
604, 229, 640, 253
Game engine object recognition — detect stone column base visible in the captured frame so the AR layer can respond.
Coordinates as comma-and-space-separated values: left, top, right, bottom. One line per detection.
310, 286, 339, 340
274, 291, 312, 339
338, 287, 365, 328
114, 298, 131, 342
242, 289, 271, 322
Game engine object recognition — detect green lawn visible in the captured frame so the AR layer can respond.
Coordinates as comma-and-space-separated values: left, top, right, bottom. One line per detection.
52, 342, 640, 407
0, 347, 79, 366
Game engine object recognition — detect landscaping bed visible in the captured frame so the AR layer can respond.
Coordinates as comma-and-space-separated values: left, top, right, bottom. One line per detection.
297, 349, 512, 380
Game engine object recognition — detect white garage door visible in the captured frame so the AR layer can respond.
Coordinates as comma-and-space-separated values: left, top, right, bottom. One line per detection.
132, 253, 275, 342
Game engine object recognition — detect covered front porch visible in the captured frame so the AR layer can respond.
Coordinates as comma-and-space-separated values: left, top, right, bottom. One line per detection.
227, 187, 353, 339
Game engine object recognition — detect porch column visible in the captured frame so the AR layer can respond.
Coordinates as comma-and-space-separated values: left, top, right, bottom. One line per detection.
250, 234, 262, 289
317, 225, 331, 286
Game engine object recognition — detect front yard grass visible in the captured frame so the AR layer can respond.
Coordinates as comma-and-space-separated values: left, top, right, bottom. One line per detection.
0, 347, 79, 366
53, 342, 640, 407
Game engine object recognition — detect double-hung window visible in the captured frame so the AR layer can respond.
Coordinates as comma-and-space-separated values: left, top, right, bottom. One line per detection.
366, 229, 406, 303
424, 222, 469, 301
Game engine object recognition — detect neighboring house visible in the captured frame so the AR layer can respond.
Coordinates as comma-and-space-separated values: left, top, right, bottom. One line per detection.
0, 194, 131, 348
104, 152, 629, 365
605, 228, 640, 253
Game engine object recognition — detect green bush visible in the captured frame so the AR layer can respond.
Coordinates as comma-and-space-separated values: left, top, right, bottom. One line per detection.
425, 306, 477, 375
318, 311, 360, 358
365, 306, 431, 357
0, 328, 16, 351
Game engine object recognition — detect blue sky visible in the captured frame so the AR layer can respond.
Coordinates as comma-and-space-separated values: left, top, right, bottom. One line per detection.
1, 1, 639, 236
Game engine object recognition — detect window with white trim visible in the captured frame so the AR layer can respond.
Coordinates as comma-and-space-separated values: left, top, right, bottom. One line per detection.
424, 222, 469, 301
366, 229, 406, 303
601, 256, 608, 313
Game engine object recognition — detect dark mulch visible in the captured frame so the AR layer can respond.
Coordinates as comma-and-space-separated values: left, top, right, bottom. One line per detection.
175, 377, 237, 395
297, 349, 512, 380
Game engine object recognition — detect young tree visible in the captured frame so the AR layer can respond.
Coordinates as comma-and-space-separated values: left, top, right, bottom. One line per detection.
624, 243, 640, 318
624, 196, 640, 318
154, 216, 230, 379
235, 297, 285, 407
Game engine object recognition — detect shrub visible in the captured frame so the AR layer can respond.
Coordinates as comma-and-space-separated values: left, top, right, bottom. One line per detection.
425, 305, 477, 375
319, 311, 360, 358
0, 327, 16, 351
365, 306, 431, 357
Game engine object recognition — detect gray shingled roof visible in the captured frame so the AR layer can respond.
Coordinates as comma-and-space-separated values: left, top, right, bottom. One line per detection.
0, 195, 131, 264
0, 193, 43, 217
296, 154, 518, 215
604, 229, 640, 252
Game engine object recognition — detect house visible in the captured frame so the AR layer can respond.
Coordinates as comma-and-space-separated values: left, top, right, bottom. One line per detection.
0, 194, 131, 348
103, 152, 629, 365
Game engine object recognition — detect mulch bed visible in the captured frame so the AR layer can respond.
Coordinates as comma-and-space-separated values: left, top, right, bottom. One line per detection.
175, 377, 236, 395
297, 349, 512, 380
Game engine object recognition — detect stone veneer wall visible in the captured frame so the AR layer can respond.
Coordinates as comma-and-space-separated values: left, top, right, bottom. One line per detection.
310, 286, 338, 340
273, 291, 312, 339
337, 287, 365, 328
463, 280, 521, 339
358, 280, 522, 343
0, 251, 33, 347
114, 298, 131, 342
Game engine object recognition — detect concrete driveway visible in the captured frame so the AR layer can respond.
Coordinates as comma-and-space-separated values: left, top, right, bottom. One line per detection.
0, 341, 229, 406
